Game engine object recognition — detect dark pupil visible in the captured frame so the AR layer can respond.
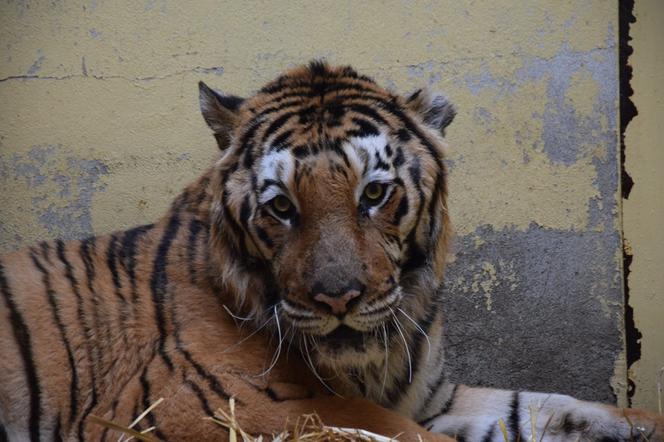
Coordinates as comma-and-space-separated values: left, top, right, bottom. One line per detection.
274, 196, 290, 212
367, 183, 382, 199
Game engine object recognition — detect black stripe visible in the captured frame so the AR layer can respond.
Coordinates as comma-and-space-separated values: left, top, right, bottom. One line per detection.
130, 400, 143, 432
481, 423, 496, 442
55, 240, 99, 442
348, 104, 389, 126
250, 88, 384, 129
347, 117, 379, 138
0, 423, 7, 442
139, 366, 168, 441
80, 237, 112, 380
106, 235, 125, 302
106, 235, 129, 346
393, 146, 405, 167
387, 306, 437, 406
396, 128, 412, 142
348, 368, 367, 397
427, 172, 445, 239
239, 195, 252, 227
408, 161, 425, 222
119, 224, 153, 303
30, 249, 80, 427
150, 212, 182, 371
53, 414, 63, 442
262, 111, 298, 142
183, 375, 215, 417
393, 195, 409, 225
407, 307, 439, 402
100, 399, 118, 442
259, 78, 379, 101
0, 260, 42, 442
416, 332, 448, 417
380, 99, 444, 169
293, 145, 311, 158
242, 143, 254, 168
401, 232, 427, 274
254, 226, 274, 249
40, 241, 53, 265
419, 384, 459, 427
508, 392, 520, 442
170, 298, 233, 403
270, 129, 294, 151
250, 98, 307, 122
186, 219, 204, 285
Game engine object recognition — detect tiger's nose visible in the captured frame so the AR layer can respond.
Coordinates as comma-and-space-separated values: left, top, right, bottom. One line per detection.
313, 290, 362, 316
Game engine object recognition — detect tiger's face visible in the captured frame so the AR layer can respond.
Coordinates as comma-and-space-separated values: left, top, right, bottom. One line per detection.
201, 62, 454, 367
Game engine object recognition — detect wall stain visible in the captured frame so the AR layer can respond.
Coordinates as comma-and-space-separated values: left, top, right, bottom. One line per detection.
0, 145, 108, 248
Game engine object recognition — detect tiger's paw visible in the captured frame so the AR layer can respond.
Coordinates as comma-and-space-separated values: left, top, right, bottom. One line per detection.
550, 404, 664, 441
616, 407, 664, 441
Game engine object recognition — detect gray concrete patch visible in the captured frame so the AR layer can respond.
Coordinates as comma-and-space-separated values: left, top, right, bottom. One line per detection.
441, 224, 622, 403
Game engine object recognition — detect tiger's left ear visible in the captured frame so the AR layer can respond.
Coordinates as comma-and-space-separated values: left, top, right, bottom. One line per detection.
199, 81, 245, 150
405, 89, 456, 137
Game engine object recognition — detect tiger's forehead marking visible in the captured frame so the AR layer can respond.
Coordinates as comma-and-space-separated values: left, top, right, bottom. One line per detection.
257, 148, 296, 204
257, 131, 394, 195
345, 132, 395, 181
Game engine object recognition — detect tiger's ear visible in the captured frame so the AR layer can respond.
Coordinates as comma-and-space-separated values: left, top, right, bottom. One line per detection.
405, 89, 456, 137
199, 81, 245, 150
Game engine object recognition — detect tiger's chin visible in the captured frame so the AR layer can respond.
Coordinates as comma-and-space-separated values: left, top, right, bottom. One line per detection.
304, 325, 387, 369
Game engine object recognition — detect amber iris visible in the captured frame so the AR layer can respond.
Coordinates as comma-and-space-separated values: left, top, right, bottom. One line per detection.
363, 182, 384, 202
272, 195, 293, 214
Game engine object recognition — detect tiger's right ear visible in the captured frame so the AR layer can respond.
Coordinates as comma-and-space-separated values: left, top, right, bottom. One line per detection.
198, 81, 244, 150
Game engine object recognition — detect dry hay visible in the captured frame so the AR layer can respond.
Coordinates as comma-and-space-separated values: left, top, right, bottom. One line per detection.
90, 397, 398, 442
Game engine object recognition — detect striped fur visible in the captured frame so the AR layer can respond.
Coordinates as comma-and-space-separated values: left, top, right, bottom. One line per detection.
0, 62, 661, 442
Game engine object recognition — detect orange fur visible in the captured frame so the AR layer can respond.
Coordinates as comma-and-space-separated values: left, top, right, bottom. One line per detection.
1, 63, 455, 441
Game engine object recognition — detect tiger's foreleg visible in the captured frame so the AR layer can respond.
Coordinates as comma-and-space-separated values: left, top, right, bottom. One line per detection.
421, 384, 664, 441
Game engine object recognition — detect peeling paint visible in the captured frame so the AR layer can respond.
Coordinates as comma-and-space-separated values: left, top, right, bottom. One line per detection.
0, 145, 108, 248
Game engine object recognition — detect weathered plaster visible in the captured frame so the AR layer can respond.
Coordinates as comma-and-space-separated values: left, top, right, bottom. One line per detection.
0, 1, 625, 404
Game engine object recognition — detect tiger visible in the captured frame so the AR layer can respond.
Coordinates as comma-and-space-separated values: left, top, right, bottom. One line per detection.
0, 61, 662, 442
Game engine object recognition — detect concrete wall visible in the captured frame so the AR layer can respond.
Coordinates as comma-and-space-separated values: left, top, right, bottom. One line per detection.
0, 1, 629, 405
624, 0, 664, 413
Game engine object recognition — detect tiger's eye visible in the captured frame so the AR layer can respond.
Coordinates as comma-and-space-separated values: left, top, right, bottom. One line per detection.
272, 195, 292, 213
363, 182, 384, 201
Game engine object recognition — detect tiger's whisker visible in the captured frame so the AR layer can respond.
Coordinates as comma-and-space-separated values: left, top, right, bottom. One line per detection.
256, 305, 283, 377
302, 335, 342, 397
390, 307, 412, 384
220, 313, 273, 355
397, 306, 431, 361
222, 304, 255, 323
380, 322, 390, 401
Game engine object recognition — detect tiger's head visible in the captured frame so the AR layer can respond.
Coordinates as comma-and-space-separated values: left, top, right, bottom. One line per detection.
200, 62, 454, 369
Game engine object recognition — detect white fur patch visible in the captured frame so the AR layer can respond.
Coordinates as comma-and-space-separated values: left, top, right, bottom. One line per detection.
344, 133, 396, 210
257, 149, 296, 205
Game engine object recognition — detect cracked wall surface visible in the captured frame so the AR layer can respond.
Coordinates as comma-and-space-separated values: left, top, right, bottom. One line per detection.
0, 1, 626, 404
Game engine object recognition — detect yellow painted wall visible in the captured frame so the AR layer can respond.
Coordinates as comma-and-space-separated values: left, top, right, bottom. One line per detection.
624, 0, 664, 413
0, 1, 618, 247
0, 1, 632, 405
